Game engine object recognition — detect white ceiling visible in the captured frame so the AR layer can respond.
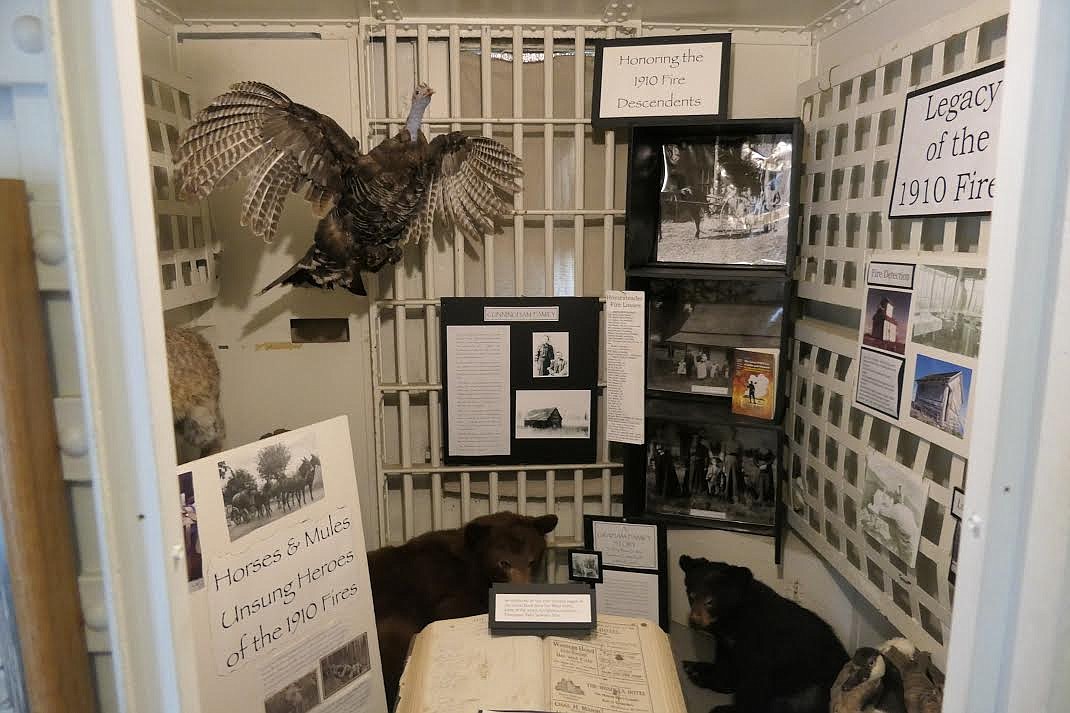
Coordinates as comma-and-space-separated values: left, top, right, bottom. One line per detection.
168, 0, 845, 27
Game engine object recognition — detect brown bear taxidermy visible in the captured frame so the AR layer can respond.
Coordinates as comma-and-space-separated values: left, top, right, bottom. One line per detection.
369, 511, 557, 708
165, 326, 224, 461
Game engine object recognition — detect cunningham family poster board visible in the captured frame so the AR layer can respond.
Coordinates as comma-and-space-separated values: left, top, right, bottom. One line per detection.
853, 253, 985, 458
592, 33, 731, 128
889, 61, 1004, 218
178, 416, 388, 713
440, 297, 601, 466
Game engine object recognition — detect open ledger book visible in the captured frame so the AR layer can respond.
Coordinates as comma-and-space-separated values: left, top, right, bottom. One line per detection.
395, 614, 687, 713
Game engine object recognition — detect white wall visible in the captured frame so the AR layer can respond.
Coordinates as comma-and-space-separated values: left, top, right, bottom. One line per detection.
1, 2, 120, 710
815, 0, 1008, 74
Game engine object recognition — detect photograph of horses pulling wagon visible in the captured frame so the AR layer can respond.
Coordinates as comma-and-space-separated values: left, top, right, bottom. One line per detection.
217, 430, 326, 541
656, 134, 794, 267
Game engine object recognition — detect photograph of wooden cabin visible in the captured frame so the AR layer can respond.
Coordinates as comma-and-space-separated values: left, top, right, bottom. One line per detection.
647, 277, 783, 397
910, 354, 973, 438
515, 390, 591, 439
524, 407, 562, 429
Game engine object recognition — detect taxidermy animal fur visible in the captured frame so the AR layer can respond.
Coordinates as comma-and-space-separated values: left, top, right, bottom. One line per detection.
679, 555, 848, 713
174, 81, 522, 296
165, 326, 224, 460
368, 512, 558, 709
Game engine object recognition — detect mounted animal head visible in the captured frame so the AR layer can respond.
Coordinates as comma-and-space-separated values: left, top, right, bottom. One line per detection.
464, 511, 558, 584
679, 555, 754, 629
405, 82, 436, 139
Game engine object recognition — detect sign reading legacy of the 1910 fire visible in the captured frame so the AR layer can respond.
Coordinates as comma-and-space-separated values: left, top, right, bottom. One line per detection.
889, 61, 1004, 218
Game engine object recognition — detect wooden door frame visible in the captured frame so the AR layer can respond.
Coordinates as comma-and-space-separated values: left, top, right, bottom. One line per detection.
0, 180, 96, 712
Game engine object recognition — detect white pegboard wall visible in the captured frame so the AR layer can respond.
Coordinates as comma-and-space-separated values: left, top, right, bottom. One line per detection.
786, 319, 965, 668
141, 65, 220, 311
787, 6, 1008, 668
795, 12, 1007, 308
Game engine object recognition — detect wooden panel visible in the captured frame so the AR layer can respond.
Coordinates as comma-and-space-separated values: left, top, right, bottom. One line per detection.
0, 180, 96, 713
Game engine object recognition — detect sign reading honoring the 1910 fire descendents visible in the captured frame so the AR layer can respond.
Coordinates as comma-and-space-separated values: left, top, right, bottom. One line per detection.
592, 33, 731, 128
889, 61, 1004, 218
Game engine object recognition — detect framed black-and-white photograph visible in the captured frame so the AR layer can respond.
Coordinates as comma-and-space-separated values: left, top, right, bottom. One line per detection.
950, 486, 965, 521
625, 120, 802, 272
532, 331, 569, 378
567, 548, 603, 584
515, 389, 592, 440
645, 277, 785, 398
592, 33, 731, 128
656, 134, 794, 267
634, 398, 780, 533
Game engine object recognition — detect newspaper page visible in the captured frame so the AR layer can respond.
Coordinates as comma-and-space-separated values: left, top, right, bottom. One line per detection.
403, 615, 546, 713
545, 619, 654, 713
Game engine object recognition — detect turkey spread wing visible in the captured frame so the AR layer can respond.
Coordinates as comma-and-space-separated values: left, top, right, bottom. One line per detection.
399, 132, 523, 247
173, 81, 360, 240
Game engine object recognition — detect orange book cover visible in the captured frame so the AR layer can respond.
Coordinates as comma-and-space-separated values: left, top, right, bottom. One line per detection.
731, 348, 778, 420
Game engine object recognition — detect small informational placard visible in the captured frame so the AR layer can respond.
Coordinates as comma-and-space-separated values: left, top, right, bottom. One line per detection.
180, 417, 387, 713
889, 61, 1004, 218
584, 516, 668, 630
605, 290, 645, 445
592, 33, 731, 128
488, 584, 596, 634
867, 262, 916, 290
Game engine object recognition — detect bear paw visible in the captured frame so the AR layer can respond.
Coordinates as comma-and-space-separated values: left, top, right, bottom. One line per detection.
682, 660, 717, 686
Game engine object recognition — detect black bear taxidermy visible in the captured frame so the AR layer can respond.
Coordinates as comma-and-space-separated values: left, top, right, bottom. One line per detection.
368, 511, 558, 709
679, 555, 849, 713
174, 82, 522, 296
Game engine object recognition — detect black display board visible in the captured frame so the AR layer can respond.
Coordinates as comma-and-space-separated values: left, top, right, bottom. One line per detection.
440, 297, 600, 466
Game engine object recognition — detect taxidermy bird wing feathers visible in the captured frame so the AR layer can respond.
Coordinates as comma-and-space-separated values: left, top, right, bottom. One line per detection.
399, 132, 523, 247
174, 81, 360, 240
174, 81, 522, 297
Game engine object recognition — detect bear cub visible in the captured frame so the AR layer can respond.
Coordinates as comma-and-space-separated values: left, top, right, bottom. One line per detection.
369, 512, 558, 708
680, 555, 848, 713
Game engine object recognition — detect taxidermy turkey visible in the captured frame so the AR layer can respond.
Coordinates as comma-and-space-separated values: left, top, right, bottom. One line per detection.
174, 82, 522, 296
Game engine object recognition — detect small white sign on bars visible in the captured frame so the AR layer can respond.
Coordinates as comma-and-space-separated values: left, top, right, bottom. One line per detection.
592, 33, 731, 128
889, 61, 1004, 218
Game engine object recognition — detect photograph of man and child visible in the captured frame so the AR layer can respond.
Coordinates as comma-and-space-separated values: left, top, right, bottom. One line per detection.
646, 420, 777, 527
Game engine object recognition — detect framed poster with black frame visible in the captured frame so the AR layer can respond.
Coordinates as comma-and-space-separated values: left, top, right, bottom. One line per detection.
440, 297, 600, 466
623, 396, 783, 538
621, 119, 798, 564
583, 515, 669, 631
628, 271, 790, 419
591, 33, 731, 128
625, 118, 802, 273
